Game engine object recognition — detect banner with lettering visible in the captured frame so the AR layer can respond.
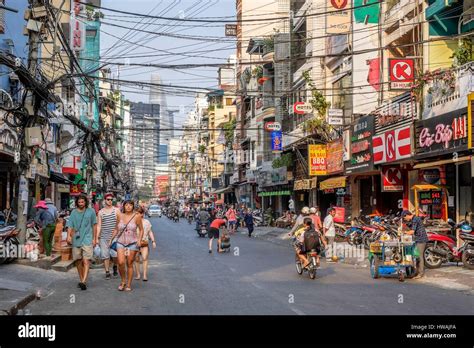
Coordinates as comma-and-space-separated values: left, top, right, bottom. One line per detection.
309, 144, 327, 176
415, 111, 468, 159
345, 115, 375, 174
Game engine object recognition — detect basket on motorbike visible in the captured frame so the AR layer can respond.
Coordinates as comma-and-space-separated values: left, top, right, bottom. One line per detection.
368, 234, 418, 282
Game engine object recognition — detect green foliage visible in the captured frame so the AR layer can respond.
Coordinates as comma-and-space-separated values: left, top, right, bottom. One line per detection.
252, 65, 263, 79
451, 39, 473, 67
272, 153, 292, 168
263, 36, 274, 53
223, 118, 237, 148
302, 70, 330, 118
198, 144, 206, 154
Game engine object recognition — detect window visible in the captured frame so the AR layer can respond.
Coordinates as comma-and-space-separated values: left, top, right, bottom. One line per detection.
251, 141, 255, 161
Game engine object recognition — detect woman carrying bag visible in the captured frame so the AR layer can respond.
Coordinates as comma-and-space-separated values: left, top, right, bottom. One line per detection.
109, 200, 144, 292
134, 206, 156, 281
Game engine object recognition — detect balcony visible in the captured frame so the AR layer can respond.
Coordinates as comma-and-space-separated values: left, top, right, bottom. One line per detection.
423, 62, 474, 119
384, 0, 421, 45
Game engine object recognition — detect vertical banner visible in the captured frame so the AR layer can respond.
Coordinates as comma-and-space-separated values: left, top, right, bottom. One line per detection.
343, 129, 351, 161
327, 0, 351, 34
327, 138, 344, 174
70, 0, 86, 52
309, 144, 327, 176
271, 131, 282, 152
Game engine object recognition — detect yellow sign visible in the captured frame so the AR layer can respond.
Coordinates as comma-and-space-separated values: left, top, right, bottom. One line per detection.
320, 176, 346, 190
308, 144, 327, 176
468, 92, 474, 149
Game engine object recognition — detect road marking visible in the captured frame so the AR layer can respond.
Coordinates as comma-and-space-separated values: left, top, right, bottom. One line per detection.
229, 267, 236, 273
252, 283, 263, 290
290, 307, 305, 315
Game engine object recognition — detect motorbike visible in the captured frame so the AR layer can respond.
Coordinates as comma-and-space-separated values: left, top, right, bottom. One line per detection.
197, 223, 208, 237
295, 249, 319, 280
252, 210, 264, 227
187, 213, 193, 224
424, 214, 474, 269
0, 225, 20, 265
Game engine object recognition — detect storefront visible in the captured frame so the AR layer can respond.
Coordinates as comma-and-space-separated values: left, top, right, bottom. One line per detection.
319, 176, 350, 218
257, 162, 288, 215
413, 109, 470, 221
293, 178, 316, 212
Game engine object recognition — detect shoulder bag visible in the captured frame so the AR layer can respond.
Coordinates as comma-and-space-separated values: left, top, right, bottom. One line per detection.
110, 214, 136, 251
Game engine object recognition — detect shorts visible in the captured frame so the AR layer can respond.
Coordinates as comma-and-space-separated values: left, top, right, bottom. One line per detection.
73, 245, 93, 261
228, 220, 237, 226
293, 240, 305, 254
99, 239, 117, 259
208, 227, 219, 239
116, 242, 140, 252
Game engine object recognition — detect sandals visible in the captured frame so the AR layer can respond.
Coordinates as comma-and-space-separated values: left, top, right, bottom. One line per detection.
125, 287, 133, 291
118, 283, 126, 291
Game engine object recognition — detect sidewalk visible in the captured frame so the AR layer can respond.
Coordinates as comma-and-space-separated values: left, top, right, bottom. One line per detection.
0, 263, 71, 315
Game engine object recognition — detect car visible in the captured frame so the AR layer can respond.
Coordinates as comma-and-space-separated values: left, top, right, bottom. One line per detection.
148, 205, 162, 217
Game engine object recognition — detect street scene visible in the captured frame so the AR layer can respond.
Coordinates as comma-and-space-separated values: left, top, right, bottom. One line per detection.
0, 0, 474, 319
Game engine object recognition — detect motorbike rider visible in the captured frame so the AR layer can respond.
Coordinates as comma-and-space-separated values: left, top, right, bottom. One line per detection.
309, 207, 322, 231
196, 207, 211, 232
401, 210, 428, 279
290, 207, 310, 235
289, 218, 325, 269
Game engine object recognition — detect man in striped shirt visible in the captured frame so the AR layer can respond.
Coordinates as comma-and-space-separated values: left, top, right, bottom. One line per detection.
96, 193, 120, 279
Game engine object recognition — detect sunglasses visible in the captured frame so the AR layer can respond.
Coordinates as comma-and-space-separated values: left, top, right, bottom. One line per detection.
106, 198, 113, 201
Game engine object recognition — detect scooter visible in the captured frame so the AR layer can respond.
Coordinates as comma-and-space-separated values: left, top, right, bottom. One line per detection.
0, 225, 20, 264
424, 217, 474, 269
197, 223, 208, 237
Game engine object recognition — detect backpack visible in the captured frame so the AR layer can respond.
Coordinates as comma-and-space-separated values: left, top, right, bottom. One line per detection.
304, 228, 321, 251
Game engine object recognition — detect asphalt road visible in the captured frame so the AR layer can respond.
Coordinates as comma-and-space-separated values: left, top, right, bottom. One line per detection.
24, 217, 474, 315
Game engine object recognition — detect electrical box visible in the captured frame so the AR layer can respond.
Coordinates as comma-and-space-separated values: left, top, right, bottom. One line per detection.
25, 127, 42, 147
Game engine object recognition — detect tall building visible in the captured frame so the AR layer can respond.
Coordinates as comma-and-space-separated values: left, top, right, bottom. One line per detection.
130, 102, 160, 191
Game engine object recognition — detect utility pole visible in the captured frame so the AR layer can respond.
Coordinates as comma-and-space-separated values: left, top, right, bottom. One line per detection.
17, 0, 44, 243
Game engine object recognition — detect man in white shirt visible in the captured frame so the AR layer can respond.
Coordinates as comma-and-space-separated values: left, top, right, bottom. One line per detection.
323, 207, 337, 261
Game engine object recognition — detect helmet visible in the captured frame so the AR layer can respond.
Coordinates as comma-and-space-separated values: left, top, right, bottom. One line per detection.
309, 207, 317, 214
301, 207, 310, 215
461, 224, 472, 233
373, 216, 382, 223
216, 213, 224, 219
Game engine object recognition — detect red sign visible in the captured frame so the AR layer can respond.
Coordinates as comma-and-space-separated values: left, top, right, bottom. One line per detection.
382, 166, 403, 192
334, 207, 345, 223
264, 122, 281, 132
373, 126, 411, 164
155, 175, 169, 197
70, 184, 84, 196
331, 0, 348, 9
293, 102, 312, 115
389, 59, 414, 90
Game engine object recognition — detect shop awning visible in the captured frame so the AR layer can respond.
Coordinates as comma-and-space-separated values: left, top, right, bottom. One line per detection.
319, 176, 346, 190
413, 156, 471, 169
211, 186, 233, 194
49, 172, 74, 184
258, 190, 291, 197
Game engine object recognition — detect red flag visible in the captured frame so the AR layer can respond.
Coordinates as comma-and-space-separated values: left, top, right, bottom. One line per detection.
367, 58, 380, 91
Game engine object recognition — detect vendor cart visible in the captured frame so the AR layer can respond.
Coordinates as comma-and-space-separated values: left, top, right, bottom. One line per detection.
368, 235, 419, 282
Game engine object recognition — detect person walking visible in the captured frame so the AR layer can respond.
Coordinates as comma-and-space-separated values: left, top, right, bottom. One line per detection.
110, 200, 144, 292
66, 195, 97, 290
323, 207, 337, 261
34, 201, 56, 256
44, 198, 58, 221
134, 206, 156, 281
401, 210, 429, 279
225, 204, 238, 234
244, 208, 254, 237
96, 193, 120, 279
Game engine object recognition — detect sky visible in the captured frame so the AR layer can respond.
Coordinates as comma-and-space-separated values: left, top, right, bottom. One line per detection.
100, 0, 237, 128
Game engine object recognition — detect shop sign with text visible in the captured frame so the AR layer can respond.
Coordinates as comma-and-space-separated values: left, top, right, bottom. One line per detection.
309, 144, 327, 175
345, 115, 374, 174
415, 111, 468, 159
373, 126, 411, 164
381, 166, 403, 192
326, 138, 344, 174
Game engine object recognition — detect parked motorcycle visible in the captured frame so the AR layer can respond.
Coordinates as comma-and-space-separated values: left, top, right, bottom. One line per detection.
0, 225, 20, 265
197, 223, 208, 238
424, 215, 474, 269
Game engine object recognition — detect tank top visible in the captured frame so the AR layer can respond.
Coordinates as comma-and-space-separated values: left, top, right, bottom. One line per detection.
117, 216, 138, 246
100, 208, 117, 241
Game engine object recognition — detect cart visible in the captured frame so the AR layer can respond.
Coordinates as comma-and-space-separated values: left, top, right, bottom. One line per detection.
368, 235, 419, 282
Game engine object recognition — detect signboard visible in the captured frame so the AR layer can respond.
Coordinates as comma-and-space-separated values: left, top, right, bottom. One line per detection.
375, 92, 415, 133
155, 175, 170, 197
373, 126, 411, 164
415, 111, 468, 159
264, 122, 281, 132
70, 184, 84, 196
293, 102, 312, 115
334, 207, 345, 223
308, 144, 327, 176
70, 0, 86, 52
342, 129, 350, 161
57, 184, 70, 193
345, 116, 374, 174
328, 109, 343, 117
327, 139, 344, 174
419, 169, 441, 185
389, 59, 414, 90
294, 179, 311, 191
381, 166, 404, 192
327, 0, 351, 34
328, 116, 344, 126
225, 24, 237, 36
271, 131, 282, 152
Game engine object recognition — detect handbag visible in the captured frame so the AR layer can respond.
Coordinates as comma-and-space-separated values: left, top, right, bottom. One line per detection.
110, 214, 136, 251
139, 239, 149, 247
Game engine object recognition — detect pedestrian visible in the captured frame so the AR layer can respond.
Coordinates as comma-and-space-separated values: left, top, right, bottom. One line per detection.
323, 207, 337, 261
309, 207, 322, 231
44, 198, 58, 221
96, 193, 120, 280
66, 195, 98, 290
208, 215, 227, 253
326, 203, 335, 216
225, 204, 238, 234
34, 200, 56, 256
244, 208, 254, 237
134, 206, 156, 281
401, 210, 429, 279
110, 200, 144, 292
